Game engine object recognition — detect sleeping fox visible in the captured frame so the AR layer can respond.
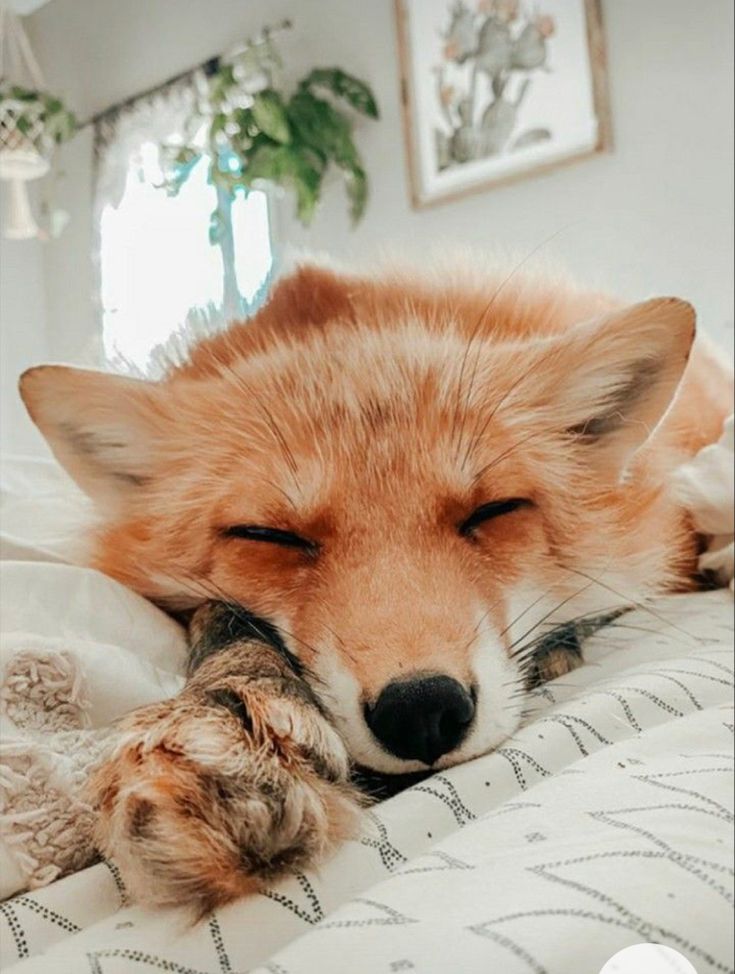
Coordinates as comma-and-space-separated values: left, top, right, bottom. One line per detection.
19, 256, 732, 914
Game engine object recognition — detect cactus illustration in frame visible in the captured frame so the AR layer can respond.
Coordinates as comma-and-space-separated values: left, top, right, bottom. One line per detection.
396, 0, 611, 208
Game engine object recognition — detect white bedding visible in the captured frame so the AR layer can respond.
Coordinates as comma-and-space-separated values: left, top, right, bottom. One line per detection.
0, 456, 733, 974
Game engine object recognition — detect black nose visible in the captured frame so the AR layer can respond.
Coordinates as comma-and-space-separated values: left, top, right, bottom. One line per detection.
365, 675, 475, 765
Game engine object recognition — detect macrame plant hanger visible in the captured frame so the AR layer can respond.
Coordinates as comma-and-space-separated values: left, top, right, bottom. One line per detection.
0, 5, 50, 239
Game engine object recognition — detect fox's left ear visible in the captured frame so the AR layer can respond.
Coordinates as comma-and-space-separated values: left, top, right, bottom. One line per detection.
527, 297, 696, 478
19, 365, 164, 510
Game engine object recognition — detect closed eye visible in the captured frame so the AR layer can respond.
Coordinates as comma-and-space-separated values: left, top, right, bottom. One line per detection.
221, 525, 318, 553
459, 498, 533, 536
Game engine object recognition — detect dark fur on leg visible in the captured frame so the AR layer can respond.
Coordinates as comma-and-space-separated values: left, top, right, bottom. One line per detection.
524, 611, 626, 689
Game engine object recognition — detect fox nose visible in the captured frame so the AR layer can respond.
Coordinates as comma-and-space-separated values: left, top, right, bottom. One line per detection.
365, 675, 475, 765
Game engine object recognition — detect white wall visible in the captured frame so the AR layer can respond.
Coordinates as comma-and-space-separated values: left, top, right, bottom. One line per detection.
4, 0, 733, 453
42, 126, 97, 365
0, 187, 51, 456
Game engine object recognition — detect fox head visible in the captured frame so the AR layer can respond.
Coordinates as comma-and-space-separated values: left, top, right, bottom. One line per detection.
20, 260, 698, 773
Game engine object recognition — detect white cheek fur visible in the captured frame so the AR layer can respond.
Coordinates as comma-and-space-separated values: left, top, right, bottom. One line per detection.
284, 566, 659, 775
309, 618, 527, 775
435, 616, 524, 769
310, 645, 431, 774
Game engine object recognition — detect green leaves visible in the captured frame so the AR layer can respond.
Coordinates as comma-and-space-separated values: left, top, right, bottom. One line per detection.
44, 107, 76, 143
251, 90, 291, 144
344, 165, 368, 224
288, 90, 352, 164
287, 89, 369, 223
299, 68, 379, 119
0, 84, 77, 148
207, 64, 237, 107
245, 142, 323, 224
155, 33, 379, 230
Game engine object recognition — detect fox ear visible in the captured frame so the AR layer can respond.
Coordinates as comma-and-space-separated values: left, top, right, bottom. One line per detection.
264, 263, 355, 330
19, 365, 163, 508
527, 297, 696, 477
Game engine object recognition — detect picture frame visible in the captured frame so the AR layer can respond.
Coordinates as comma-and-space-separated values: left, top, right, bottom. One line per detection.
395, 0, 612, 209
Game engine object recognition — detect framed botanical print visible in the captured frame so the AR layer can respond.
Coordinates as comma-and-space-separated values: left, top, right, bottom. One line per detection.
395, 0, 612, 208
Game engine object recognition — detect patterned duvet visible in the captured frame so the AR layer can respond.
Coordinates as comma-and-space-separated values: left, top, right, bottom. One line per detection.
1, 588, 732, 974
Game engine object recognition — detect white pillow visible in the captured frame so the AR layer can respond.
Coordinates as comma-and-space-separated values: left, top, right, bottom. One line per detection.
0, 453, 92, 564
0, 454, 187, 899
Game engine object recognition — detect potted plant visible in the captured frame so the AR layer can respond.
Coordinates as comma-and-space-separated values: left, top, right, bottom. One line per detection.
0, 85, 77, 240
159, 24, 379, 238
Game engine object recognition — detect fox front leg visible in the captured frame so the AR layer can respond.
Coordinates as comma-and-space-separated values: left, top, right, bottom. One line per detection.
88, 603, 360, 915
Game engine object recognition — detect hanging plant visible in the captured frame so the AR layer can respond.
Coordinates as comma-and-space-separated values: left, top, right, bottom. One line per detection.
0, 7, 78, 239
0, 84, 77, 240
159, 25, 379, 232
0, 84, 77, 159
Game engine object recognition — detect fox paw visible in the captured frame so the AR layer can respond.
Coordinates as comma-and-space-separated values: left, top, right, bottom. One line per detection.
88, 661, 360, 915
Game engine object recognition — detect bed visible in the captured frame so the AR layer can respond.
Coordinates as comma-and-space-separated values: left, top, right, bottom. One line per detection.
1, 455, 732, 974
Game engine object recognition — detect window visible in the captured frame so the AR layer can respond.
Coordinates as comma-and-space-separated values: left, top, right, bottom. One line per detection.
98, 138, 273, 371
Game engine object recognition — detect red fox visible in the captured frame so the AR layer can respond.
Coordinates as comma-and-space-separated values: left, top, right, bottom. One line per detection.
20, 257, 732, 913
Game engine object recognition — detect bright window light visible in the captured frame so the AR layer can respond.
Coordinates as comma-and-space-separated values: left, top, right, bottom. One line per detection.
99, 141, 272, 371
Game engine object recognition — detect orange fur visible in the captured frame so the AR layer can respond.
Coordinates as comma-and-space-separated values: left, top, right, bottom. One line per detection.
19, 256, 733, 910
20, 257, 733, 774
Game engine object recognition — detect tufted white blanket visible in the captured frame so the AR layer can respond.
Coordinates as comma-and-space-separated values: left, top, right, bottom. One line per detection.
0, 451, 733, 974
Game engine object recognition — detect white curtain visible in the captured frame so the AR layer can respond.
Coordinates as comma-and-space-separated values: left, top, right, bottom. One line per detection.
93, 76, 199, 217
91, 74, 275, 374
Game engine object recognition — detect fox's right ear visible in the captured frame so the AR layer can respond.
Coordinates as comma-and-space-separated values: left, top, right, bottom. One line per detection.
19, 365, 163, 509
519, 297, 696, 480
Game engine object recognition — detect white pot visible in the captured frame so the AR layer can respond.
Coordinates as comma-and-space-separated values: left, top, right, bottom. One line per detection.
0, 146, 50, 181
2, 178, 38, 239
